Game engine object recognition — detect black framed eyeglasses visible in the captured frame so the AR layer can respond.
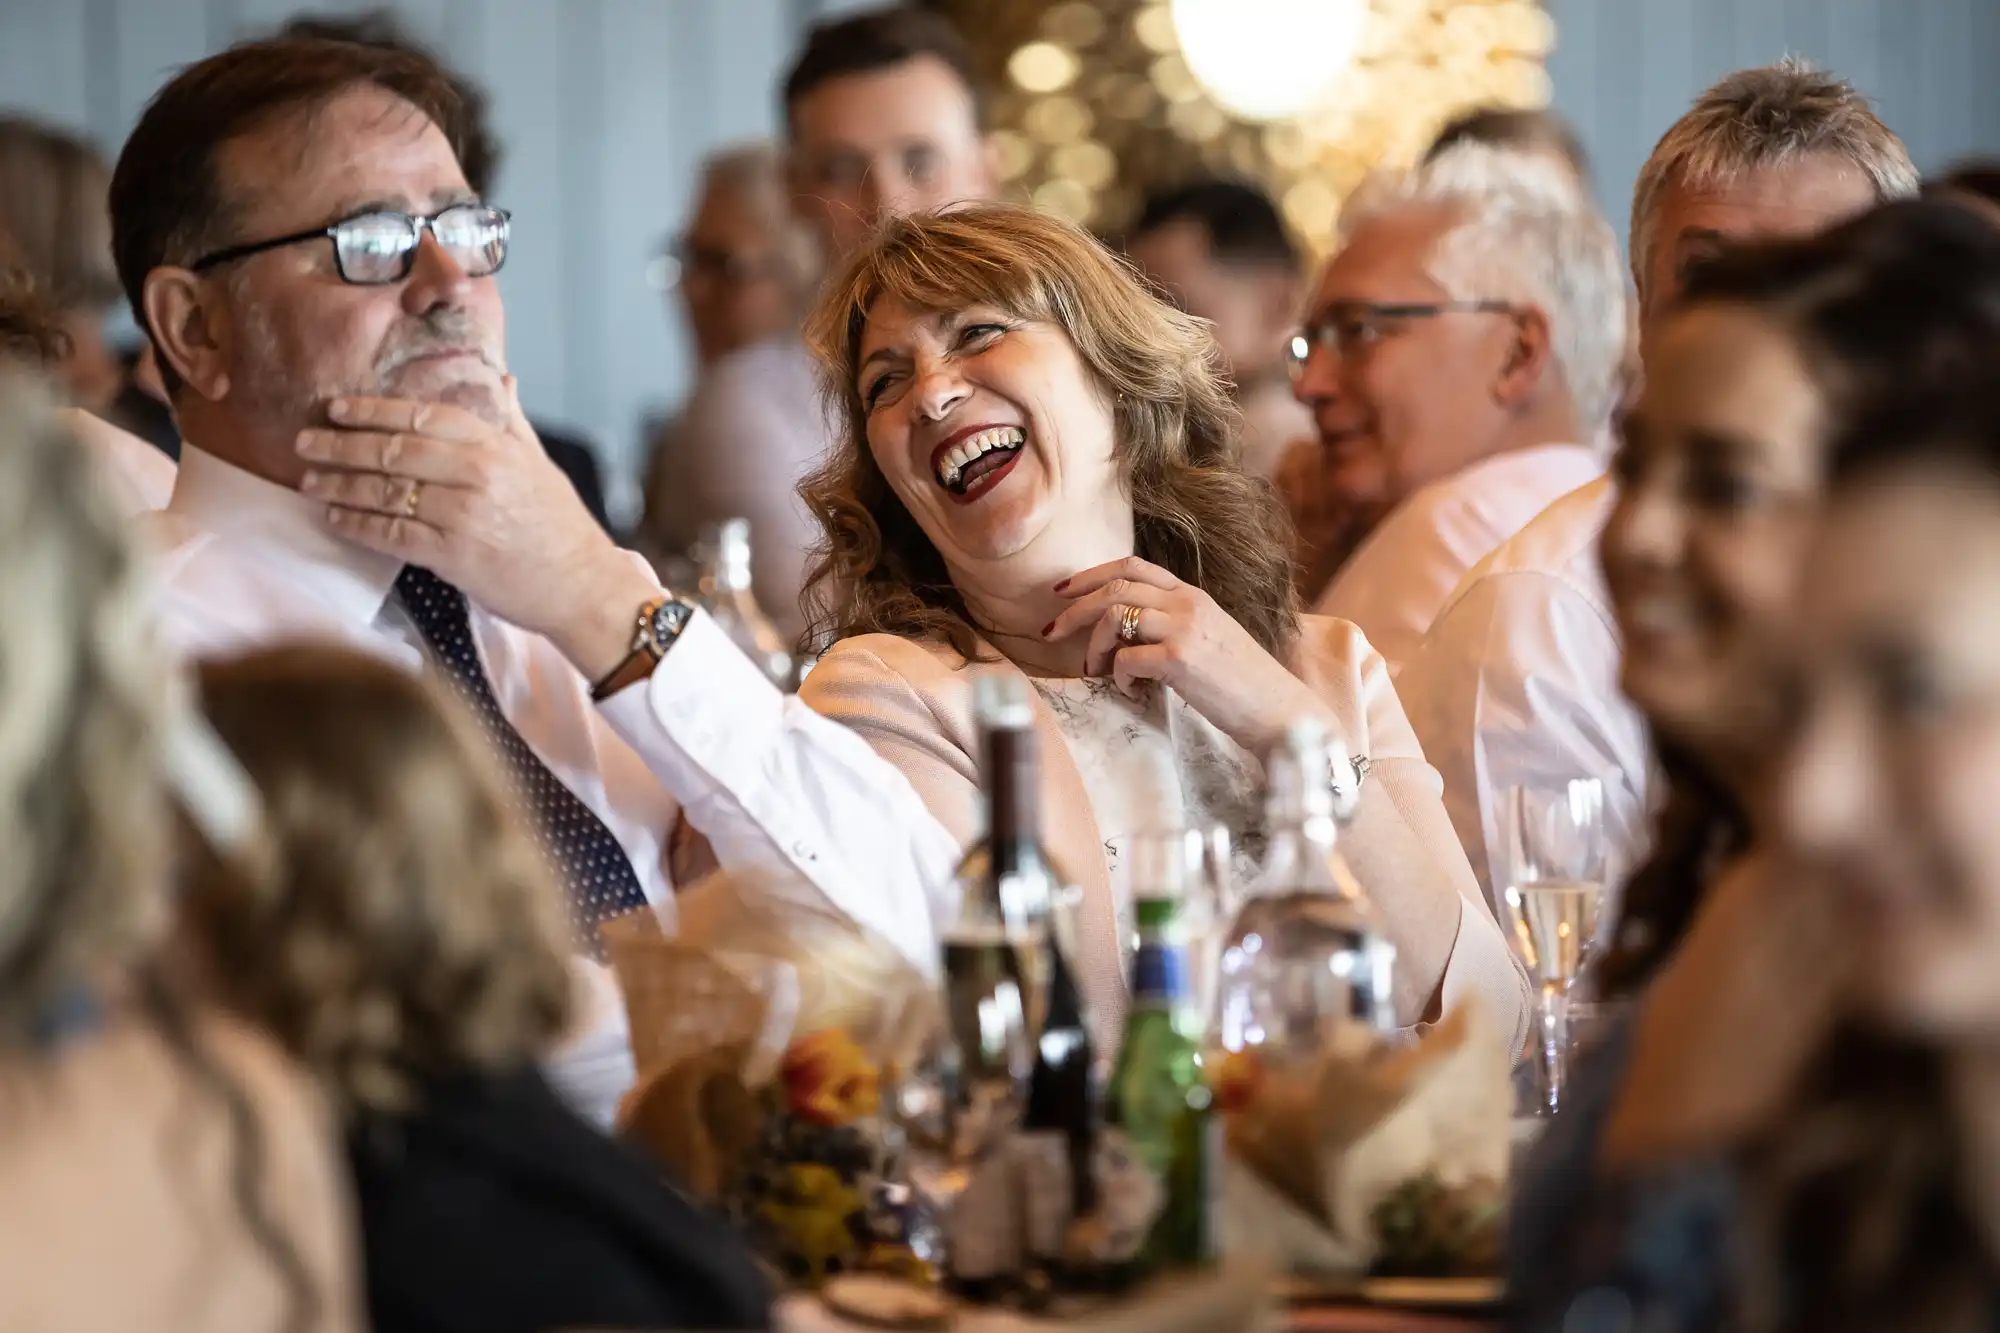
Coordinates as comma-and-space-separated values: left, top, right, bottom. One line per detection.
1286, 298, 1517, 378
189, 203, 511, 286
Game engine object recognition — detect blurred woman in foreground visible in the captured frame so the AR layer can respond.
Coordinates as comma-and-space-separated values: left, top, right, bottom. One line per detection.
794, 202, 1525, 1052
0, 376, 357, 1331
185, 646, 771, 1333
1744, 383, 2000, 1332
1510, 200, 2000, 1330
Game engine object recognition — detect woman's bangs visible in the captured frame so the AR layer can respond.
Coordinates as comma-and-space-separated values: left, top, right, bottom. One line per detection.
860, 236, 1055, 341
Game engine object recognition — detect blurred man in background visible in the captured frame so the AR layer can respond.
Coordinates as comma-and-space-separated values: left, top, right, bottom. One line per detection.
1125, 179, 1311, 479
671, 4, 996, 640
1397, 62, 1915, 906
638, 144, 820, 565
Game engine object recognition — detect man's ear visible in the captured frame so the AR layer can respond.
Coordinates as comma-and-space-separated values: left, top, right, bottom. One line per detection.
143, 266, 231, 402
1493, 303, 1554, 410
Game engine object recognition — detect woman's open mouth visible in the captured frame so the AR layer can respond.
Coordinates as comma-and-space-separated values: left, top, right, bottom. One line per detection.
932, 426, 1025, 504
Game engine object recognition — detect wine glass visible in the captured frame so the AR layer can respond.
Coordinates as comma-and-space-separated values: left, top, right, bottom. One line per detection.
1497, 779, 1607, 1116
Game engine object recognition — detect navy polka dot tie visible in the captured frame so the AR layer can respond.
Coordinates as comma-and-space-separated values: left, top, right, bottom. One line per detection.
395, 565, 649, 956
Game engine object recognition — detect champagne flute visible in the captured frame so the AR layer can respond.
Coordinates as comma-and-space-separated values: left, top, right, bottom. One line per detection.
1497, 779, 1607, 1116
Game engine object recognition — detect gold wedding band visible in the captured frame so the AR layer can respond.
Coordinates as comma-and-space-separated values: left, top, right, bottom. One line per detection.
404, 480, 423, 518
1118, 603, 1144, 645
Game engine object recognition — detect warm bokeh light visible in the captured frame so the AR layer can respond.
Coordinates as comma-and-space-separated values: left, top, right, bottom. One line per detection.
946, 0, 1558, 259
1168, 0, 1368, 122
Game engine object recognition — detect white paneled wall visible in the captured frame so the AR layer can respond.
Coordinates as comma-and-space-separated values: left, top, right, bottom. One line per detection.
2, 0, 1997, 515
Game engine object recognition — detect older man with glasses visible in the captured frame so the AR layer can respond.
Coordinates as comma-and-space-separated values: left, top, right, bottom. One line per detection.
120, 36, 960, 1129
1295, 143, 1628, 672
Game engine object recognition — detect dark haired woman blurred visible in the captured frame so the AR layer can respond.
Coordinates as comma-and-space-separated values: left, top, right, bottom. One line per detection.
1509, 199, 2000, 1331
1744, 384, 2000, 1333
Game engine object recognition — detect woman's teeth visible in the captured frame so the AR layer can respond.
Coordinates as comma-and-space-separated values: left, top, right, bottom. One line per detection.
936, 427, 1026, 492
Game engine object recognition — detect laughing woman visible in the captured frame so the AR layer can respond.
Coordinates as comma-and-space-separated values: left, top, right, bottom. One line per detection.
795, 203, 1527, 1052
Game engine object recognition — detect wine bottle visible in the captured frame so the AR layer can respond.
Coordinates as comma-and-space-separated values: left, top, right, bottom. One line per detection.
936, 673, 1067, 1292
1102, 873, 1215, 1281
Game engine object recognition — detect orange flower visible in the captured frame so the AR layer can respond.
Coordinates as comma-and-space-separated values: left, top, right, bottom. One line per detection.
1212, 1049, 1264, 1114
781, 1028, 881, 1126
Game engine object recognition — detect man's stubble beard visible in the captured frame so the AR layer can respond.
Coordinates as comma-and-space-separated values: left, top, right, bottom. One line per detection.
234, 302, 509, 436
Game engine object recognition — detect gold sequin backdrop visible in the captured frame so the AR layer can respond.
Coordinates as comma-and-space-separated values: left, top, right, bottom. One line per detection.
925, 0, 1556, 259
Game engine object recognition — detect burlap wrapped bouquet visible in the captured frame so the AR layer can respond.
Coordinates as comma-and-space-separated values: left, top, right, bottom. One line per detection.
1213, 1003, 1512, 1278
607, 867, 943, 1287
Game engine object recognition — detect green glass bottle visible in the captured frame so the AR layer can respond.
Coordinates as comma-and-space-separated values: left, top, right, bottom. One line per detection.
1103, 882, 1216, 1277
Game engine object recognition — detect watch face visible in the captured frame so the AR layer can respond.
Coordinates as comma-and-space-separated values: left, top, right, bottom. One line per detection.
646, 599, 694, 652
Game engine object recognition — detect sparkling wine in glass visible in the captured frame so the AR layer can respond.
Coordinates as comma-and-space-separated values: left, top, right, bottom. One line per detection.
1498, 780, 1607, 1116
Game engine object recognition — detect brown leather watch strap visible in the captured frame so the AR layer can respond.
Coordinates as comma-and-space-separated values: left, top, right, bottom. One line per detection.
590, 648, 659, 702
589, 595, 674, 702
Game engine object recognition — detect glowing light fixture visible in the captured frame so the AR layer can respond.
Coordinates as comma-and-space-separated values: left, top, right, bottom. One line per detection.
1168, 0, 1368, 121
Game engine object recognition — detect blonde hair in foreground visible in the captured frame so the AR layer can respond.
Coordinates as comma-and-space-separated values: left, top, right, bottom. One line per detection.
800, 202, 1301, 662
187, 647, 575, 1116
0, 371, 172, 1044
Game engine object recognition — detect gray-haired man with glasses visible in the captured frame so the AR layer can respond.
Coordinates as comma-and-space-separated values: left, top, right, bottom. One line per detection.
116, 36, 961, 1128
1292, 143, 1628, 671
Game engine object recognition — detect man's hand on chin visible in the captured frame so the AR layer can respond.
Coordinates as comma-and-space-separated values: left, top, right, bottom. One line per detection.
294, 375, 657, 684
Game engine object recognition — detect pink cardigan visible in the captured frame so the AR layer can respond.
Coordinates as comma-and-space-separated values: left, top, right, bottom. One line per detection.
800, 615, 1530, 1057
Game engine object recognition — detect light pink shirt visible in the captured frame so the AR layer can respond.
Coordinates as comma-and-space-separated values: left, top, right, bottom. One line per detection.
1312, 443, 1606, 673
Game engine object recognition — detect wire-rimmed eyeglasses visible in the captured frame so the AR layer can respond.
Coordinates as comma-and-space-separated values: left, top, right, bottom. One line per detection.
1285, 298, 1518, 378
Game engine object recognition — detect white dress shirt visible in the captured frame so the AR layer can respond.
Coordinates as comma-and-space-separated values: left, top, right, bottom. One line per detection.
1312, 443, 1606, 673
140, 446, 959, 1126
69, 408, 176, 515
645, 336, 831, 642
1395, 476, 1653, 919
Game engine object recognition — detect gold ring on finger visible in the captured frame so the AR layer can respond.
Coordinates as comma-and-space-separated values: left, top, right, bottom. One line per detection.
1118, 603, 1144, 645
404, 480, 423, 518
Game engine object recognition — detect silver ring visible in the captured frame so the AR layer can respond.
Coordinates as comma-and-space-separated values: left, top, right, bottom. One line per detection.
403, 480, 423, 518
1118, 604, 1144, 644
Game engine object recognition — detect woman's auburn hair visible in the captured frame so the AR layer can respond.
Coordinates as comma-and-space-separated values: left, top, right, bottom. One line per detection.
185, 646, 575, 1118
797, 201, 1301, 662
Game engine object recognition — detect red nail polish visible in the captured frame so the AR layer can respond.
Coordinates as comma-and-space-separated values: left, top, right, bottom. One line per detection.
1053, 578, 1070, 592
1041, 621, 1055, 637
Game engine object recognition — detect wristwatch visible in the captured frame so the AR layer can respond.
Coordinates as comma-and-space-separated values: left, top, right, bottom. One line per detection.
589, 593, 695, 701
1328, 748, 1371, 823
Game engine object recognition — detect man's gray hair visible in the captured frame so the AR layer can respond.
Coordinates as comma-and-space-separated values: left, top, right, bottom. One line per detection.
1630, 57, 1918, 296
1343, 141, 1630, 434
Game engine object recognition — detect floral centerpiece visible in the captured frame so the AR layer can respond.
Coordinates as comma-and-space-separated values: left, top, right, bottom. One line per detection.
730, 1028, 944, 1287
603, 871, 944, 1291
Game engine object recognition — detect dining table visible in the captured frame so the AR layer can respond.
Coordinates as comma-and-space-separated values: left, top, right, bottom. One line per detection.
776, 1289, 1500, 1333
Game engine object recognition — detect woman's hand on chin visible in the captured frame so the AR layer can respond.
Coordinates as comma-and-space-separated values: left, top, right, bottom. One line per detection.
1042, 556, 1328, 756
